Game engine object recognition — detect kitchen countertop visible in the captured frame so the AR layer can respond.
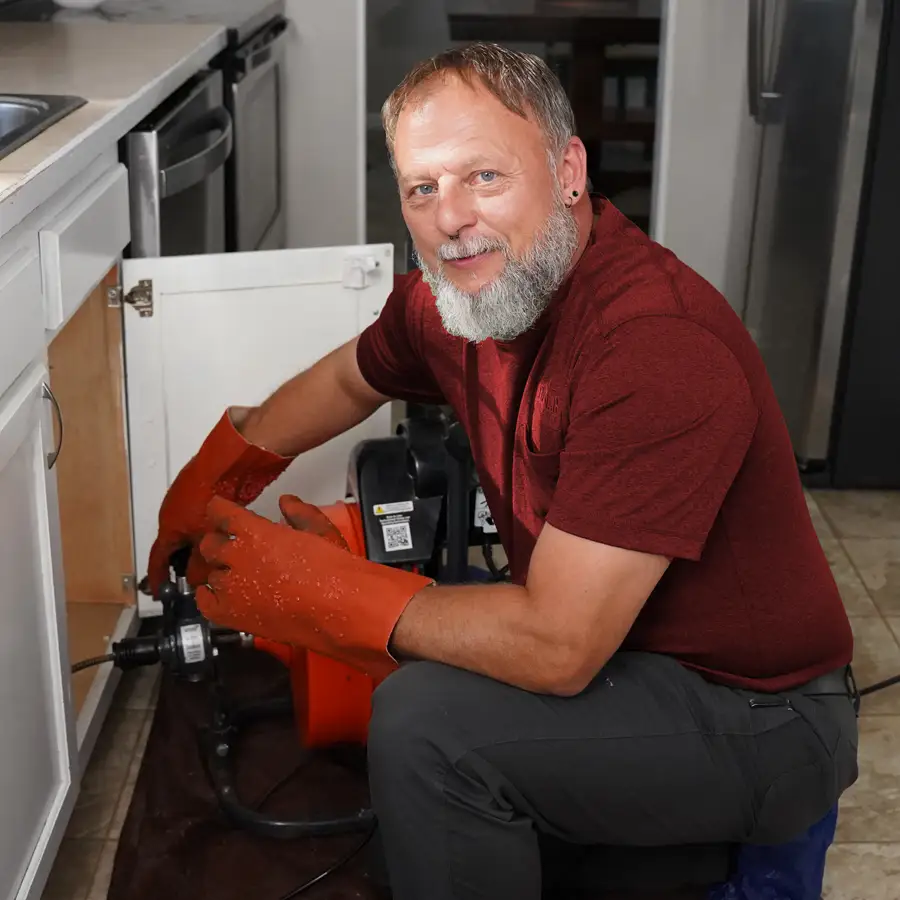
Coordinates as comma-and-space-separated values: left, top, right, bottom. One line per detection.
0, 21, 227, 236
0, 0, 285, 46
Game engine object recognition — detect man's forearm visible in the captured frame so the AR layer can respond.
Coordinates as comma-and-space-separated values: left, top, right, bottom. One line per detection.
388, 582, 592, 695
235, 340, 389, 457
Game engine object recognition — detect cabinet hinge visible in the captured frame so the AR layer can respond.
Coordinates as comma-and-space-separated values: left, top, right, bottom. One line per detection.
108, 279, 154, 317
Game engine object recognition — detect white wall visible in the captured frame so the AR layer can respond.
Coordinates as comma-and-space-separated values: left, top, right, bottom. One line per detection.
651, 0, 761, 311
282, 0, 366, 247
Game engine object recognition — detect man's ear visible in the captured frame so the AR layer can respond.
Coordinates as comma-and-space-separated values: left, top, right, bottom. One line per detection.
556, 137, 588, 198
557, 136, 589, 198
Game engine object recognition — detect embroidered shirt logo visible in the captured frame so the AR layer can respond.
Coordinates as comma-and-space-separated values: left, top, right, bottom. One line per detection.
535, 381, 562, 422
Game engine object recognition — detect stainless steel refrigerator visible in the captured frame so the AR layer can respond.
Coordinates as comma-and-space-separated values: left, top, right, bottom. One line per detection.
653, 0, 898, 485
738, 0, 885, 475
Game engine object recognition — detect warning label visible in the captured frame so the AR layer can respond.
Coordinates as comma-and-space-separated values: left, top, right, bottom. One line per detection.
474, 488, 497, 534
373, 500, 414, 516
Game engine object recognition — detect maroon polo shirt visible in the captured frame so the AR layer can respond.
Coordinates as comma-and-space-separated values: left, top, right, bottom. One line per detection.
355, 197, 852, 692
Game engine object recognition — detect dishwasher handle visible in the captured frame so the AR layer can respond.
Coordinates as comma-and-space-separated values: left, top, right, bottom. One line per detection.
159, 106, 233, 199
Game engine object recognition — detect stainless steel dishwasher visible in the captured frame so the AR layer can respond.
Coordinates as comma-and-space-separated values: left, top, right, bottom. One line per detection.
225, 13, 289, 253
123, 69, 233, 258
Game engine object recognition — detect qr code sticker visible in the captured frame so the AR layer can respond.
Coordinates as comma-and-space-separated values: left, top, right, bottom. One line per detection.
382, 521, 413, 552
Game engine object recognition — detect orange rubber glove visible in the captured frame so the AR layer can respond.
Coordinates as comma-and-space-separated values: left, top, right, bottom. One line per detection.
195, 495, 434, 679
278, 494, 349, 550
145, 410, 293, 595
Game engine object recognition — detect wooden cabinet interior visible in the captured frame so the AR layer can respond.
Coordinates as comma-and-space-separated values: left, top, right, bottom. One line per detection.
47, 266, 136, 714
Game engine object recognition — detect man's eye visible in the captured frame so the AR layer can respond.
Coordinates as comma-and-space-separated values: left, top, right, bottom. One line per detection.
413, 184, 435, 196
477, 171, 497, 183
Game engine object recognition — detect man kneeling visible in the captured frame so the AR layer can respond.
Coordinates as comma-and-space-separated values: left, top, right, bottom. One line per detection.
146, 42, 859, 900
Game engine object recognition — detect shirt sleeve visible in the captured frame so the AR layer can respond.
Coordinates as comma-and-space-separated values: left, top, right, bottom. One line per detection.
355, 271, 447, 405
545, 316, 759, 561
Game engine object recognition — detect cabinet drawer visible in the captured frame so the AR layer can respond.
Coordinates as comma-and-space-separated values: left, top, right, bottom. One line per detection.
40, 164, 131, 331
0, 246, 43, 398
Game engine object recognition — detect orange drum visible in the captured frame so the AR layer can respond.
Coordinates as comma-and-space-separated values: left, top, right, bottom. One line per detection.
252, 501, 382, 749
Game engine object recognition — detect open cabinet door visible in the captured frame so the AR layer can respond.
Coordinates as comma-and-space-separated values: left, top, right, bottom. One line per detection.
122, 244, 395, 616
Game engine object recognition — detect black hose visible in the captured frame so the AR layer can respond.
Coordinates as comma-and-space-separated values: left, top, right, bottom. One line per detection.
71, 654, 115, 673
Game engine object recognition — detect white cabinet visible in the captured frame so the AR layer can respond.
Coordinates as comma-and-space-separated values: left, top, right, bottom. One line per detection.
40, 163, 131, 332
0, 245, 43, 398
0, 364, 77, 900
0, 171, 398, 896
120, 243, 396, 615
0, 154, 137, 900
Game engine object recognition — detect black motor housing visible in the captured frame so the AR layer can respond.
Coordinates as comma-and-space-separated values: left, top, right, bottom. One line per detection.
346, 410, 478, 582
348, 434, 443, 567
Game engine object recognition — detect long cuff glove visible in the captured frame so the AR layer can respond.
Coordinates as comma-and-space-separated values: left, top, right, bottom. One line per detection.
278, 494, 349, 550
146, 410, 293, 594
195, 496, 434, 679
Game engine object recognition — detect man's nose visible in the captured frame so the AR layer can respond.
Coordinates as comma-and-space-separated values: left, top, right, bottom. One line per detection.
435, 183, 477, 239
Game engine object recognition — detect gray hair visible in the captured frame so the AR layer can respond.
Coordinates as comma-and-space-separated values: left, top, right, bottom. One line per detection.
381, 42, 578, 168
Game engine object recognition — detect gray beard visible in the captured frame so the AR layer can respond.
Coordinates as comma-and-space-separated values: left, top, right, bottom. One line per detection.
413, 199, 579, 343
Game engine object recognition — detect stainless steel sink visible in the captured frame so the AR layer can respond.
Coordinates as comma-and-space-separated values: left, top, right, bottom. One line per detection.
0, 94, 88, 162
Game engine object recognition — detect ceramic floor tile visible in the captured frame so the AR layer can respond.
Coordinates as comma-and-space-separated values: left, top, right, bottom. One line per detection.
85, 841, 118, 900
835, 716, 900, 842
842, 538, 900, 617
40, 839, 104, 900
813, 489, 900, 539
823, 843, 900, 900
66, 785, 123, 841
806, 491, 836, 542
80, 707, 147, 793
108, 711, 153, 841
887, 617, 900, 644
71, 707, 148, 840
114, 666, 160, 711
821, 539, 879, 616
849, 617, 900, 715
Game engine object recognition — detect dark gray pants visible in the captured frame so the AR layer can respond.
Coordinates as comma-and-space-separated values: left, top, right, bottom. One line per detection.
366, 652, 859, 900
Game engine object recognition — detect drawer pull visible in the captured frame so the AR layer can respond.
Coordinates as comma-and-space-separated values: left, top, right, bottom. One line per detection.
41, 381, 63, 469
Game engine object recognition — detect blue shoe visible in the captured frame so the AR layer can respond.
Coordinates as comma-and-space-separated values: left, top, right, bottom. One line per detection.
707, 805, 838, 900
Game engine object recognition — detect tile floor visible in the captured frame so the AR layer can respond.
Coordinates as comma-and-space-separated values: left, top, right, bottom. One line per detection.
40, 663, 159, 900
40, 489, 900, 899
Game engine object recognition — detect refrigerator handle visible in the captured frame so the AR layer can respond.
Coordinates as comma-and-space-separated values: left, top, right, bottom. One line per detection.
748, 0, 784, 124
747, 0, 763, 122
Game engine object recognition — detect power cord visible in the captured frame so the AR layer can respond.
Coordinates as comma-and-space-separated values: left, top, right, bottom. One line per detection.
859, 672, 900, 696
72, 653, 115, 673
248, 760, 377, 898
276, 826, 376, 900
482, 541, 510, 581
68, 651, 900, 897
72, 651, 900, 700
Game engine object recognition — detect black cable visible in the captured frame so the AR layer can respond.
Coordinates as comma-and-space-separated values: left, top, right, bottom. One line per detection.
71, 654, 115, 673
276, 826, 376, 900
860, 673, 900, 696
253, 760, 308, 810
482, 541, 509, 581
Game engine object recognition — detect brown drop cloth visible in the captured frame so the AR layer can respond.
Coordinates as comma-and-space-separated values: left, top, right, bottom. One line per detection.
104, 642, 712, 900
106, 644, 385, 900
